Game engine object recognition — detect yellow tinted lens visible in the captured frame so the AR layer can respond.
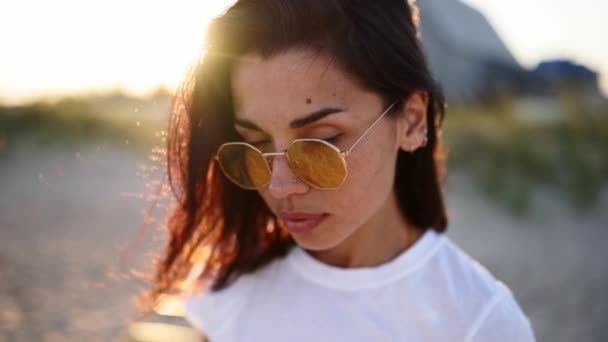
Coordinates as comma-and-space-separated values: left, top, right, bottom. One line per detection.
217, 144, 271, 189
287, 140, 346, 188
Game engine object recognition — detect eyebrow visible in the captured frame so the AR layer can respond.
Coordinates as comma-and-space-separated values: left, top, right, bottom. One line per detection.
234, 107, 345, 132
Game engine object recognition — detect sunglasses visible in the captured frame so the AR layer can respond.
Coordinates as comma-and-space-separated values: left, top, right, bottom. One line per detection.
214, 100, 399, 190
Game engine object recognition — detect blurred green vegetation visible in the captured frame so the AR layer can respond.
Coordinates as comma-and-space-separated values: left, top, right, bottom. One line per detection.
0, 94, 166, 156
1, 91, 606, 214
444, 92, 608, 215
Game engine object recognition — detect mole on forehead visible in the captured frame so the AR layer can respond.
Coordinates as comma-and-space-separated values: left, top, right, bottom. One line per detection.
306, 98, 312, 104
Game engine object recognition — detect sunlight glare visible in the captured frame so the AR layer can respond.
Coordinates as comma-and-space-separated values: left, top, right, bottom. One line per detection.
0, 0, 235, 104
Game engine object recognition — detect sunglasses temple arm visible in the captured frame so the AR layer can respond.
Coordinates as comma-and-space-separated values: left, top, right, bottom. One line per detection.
345, 100, 399, 156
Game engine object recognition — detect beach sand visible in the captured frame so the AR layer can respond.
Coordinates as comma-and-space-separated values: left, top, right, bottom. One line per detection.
0, 144, 606, 341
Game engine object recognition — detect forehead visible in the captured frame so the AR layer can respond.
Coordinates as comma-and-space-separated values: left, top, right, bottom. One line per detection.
231, 49, 365, 124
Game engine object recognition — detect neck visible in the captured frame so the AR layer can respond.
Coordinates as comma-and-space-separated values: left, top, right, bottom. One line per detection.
309, 190, 422, 268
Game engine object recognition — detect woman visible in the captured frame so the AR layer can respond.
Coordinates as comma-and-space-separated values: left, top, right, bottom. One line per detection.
144, 0, 535, 340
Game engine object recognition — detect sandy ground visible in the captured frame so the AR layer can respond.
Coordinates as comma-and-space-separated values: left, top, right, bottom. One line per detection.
445, 173, 608, 342
0, 144, 607, 341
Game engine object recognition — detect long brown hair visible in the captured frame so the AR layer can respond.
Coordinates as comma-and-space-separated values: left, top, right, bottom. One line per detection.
142, 0, 448, 312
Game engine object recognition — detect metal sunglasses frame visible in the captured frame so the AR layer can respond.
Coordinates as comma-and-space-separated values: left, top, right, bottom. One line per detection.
214, 100, 399, 190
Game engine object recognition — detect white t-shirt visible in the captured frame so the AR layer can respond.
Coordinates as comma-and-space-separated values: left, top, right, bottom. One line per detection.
183, 229, 535, 341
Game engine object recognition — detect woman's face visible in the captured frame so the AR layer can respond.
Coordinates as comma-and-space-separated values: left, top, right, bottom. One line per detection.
231, 49, 424, 251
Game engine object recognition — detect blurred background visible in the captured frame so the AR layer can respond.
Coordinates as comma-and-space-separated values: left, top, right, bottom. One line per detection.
0, 0, 606, 341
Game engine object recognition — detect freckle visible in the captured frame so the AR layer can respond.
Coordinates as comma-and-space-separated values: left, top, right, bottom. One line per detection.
332, 93, 336, 97
306, 98, 312, 104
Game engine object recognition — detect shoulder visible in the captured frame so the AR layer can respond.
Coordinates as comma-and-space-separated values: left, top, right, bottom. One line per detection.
464, 284, 536, 342
183, 279, 251, 338
429, 234, 535, 341
182, 257, 287, 339
419, 232, 505, 309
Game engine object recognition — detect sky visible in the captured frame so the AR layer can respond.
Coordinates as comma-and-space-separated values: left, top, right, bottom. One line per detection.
463, 0, 607, 95
0, 0, 606, 105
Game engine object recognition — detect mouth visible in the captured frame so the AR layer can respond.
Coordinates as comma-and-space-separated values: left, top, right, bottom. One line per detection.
279, 211, 329, 233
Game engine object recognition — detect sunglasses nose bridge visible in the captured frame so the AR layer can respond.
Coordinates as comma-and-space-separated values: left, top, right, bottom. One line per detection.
264, 151, 302, 191
261, 151, 284, 172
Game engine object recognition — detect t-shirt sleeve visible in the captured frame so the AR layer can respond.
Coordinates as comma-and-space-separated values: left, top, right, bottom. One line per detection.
467, 287, 536, 342
182, 277, 255, 340
183, 290, 216, 339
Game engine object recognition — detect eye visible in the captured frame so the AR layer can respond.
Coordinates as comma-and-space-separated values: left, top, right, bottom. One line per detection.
323, 134, 342, 144
247, 139, 271, 147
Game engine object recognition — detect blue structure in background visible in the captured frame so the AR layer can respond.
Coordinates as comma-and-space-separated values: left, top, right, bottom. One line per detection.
418, 0, 604, 102
535, 60, 598, 83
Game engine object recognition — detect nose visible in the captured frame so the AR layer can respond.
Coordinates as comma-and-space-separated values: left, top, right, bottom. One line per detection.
266, 153, 307, 198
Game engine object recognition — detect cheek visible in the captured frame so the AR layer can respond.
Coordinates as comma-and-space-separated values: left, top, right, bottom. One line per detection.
346, 126, 398, 190
332, 138, 397, 215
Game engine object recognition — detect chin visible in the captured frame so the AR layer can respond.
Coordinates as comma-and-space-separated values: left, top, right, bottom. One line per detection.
291, 237, 337, 251
289, 228, 349, 251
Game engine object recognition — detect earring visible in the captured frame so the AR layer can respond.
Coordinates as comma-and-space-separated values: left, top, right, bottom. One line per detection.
292, 177, 298, 183
421, 127, 428, 147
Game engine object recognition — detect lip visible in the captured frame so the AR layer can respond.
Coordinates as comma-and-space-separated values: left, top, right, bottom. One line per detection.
279, 211, 329, 233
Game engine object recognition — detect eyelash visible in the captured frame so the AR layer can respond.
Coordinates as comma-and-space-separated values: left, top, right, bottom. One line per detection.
248, 134, 342, 147
323, 134, 341, 144
248, 139, 271, 146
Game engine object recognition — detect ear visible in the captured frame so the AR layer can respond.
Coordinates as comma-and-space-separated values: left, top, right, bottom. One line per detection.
397, 91, 429, 152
